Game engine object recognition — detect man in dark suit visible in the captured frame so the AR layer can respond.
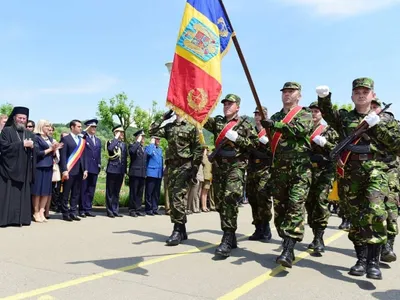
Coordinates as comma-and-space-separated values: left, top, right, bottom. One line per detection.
105, 125, 127, 217
60, 120, 88, 222
79, 119, 101, 218
128, 129, 147, 217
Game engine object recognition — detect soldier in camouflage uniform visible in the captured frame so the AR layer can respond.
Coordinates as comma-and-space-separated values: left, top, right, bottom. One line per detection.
371, 98, 398, 263
150, 111, 203, 246
316, 78, 400, 280
306, 102, 338, 255
246, 106, 273, 241
261, 82, 313, 268
204, 94, 258, 257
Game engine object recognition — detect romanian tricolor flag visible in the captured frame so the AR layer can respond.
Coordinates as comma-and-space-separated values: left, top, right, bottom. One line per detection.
167, 0, 234, 127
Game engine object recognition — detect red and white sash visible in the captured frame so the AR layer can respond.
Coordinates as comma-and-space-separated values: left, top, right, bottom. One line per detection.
215, 119, 238, 147
310, 124, 325, 143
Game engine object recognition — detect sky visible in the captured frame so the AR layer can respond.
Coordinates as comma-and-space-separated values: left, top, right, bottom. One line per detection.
1, 0, 400, 124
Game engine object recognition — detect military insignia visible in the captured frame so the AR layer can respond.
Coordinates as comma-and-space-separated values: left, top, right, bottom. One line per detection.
187, 88, 208, 111
217, 17, 229, 38
177, 18, 219, 62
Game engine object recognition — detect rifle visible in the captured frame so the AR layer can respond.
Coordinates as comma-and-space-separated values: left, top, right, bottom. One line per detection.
208, 117, 248, 163
329, 102, 392, 161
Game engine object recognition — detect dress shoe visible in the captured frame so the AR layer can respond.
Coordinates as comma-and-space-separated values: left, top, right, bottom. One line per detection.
85, 212, 96, 217
153, 211, 160, 215
79, 213, 87, 218
137, 211, 145, 217
129, 211, 138, 217
146, 212, 155, 216
70, 215, 81, 221
107, 214, 115, 218
113, 213, 123, 217
63, 215, 73, 222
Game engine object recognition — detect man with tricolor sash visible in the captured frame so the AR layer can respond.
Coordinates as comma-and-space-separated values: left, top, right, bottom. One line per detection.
316, 77, 400, 280
370, 98, 399, 264
150, 111, 203, 246
204, 94, 258, 257
246, 106, 273, 242
305, 101, 338, 255
60, 120, 88, 222
261, 82, 313, 268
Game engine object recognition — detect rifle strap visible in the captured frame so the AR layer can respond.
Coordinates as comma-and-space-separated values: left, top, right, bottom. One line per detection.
337, 137, 361, 177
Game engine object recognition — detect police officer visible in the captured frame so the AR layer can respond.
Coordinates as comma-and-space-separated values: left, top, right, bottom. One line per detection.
105, 125, 127, 218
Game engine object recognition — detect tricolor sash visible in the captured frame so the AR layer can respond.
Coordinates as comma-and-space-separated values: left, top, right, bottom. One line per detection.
66, 137, 86, 172
310, 124, 325, 143
258, 128, 266, 139
336, 137, 361, 178
270, 106, 303, 157
215, 119, 238, 147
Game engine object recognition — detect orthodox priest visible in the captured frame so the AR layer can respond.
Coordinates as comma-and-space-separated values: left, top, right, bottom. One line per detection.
0, 106, 36, 227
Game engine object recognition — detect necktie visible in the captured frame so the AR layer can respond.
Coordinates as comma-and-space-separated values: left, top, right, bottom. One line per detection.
92, 136, 96, 146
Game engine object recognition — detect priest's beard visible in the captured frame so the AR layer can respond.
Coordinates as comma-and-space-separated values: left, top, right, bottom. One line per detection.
14, 122, 26, 132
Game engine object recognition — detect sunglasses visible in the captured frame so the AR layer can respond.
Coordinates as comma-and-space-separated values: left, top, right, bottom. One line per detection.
27, 125, 33, 128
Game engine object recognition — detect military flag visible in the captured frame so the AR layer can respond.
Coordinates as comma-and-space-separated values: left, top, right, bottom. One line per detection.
166, 0, 234, 128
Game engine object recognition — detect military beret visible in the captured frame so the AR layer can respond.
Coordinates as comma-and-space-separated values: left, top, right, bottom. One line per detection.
221, 94, 241, 106
352, 77, 374, 90
280, 82, 302, 91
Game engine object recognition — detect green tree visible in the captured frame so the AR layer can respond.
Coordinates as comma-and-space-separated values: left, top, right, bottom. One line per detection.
133, 101, 164, 135
97, 92, 134, 142
0, 103, 13, 115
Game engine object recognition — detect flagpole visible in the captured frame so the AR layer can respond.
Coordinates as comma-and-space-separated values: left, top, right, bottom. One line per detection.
218, 0, 267, 122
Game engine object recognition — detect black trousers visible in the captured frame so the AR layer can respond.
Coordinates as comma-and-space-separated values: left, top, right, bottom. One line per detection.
105, 173, 124, 216
145, 177, 162, 213
61, 173, 82, 217
129, 176, 145, 212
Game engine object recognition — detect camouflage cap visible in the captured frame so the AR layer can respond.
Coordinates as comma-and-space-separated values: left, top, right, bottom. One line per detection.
221, 94, 241, 105
280, 82, 302, 91
253, 106, 268, 114
371, 97, 382, 107
352, 77, 374, 90
309, 101, 319, 109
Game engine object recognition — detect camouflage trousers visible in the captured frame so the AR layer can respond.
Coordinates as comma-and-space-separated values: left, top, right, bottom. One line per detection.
386, 167, 399, 237
339, 161, 388, 245
246, 163, 272, 225
168, 161, 191, 225
212, 160, 245, 232
305, 164, 335, 230
267, 158, 312, 242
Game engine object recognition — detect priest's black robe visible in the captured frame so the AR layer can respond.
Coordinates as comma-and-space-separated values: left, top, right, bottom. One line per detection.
0, 125, 36, 227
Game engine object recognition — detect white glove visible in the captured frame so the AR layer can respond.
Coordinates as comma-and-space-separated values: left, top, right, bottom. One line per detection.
259, 135, 269, 145
150, 138, 155, 144
312, 135, 327, 147
365, 112, 380, 128
316, 85, 330, 98
137, 135, 143, 143
225, 129, 238, 142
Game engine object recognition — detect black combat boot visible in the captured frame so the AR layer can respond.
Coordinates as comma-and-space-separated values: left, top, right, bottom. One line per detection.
349, 244, 367, 276
276, 237, 296, 268
165, 223, 187, 246
338, 218, 348, 230
308, 229, 317, 249
313, 229, 325, 254
264, 222, 272, 241
381, 235, 397, 263
215, 231, 236, 257
366, 244, 382, 280
248, 224, 263, 241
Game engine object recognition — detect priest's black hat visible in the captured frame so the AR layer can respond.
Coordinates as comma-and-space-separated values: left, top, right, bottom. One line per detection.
5, 106, 29, 127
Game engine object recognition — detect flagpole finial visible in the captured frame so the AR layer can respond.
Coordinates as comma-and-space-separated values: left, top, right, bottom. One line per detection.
165, 62, 173, 74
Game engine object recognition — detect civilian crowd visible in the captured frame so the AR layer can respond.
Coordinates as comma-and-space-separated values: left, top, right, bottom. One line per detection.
0, 107, 215, 227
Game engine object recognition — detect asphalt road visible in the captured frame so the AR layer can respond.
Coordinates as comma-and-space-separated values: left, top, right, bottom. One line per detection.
1, 205, 399, 300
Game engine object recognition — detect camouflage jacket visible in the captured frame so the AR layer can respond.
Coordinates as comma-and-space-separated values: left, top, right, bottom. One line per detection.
204, 115, 257, 159
149, 119, 202, 167
318, 94, 400, 170
310, 123, 339, 159
270, 107, 314, 156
